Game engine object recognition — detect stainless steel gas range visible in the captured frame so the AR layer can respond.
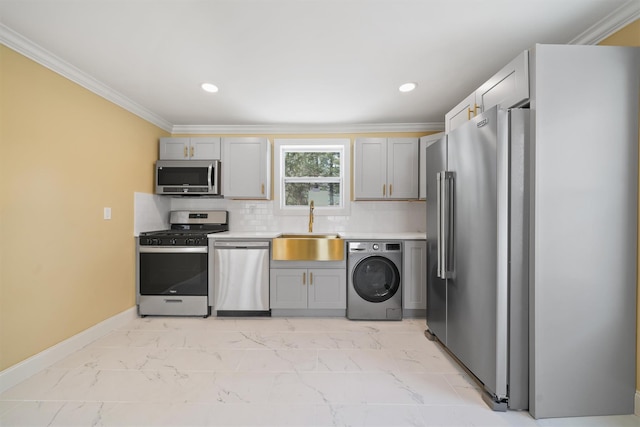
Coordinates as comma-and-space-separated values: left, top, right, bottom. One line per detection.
136, 210, 228, 317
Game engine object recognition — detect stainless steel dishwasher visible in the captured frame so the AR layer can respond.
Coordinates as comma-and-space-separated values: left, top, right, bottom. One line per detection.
213, 240, 270, 316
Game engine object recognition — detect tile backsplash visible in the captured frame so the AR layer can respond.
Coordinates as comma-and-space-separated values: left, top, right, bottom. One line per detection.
134, 193, 426, 234
133, 192, 170, 235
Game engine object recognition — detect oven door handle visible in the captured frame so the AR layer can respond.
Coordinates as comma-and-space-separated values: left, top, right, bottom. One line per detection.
139, 247, 208, 254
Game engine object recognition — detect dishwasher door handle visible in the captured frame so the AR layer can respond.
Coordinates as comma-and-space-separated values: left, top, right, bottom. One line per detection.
214, 241, 270, 249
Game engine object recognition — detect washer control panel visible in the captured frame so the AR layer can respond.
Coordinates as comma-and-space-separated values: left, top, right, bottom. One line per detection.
348, 241, 402, 253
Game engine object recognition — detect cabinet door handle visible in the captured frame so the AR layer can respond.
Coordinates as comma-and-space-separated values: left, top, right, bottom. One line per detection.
261, 183, 265, 194
468, 104, 480, 120
383, 184, 386, 196
302, 272, 306, 285
190, 146, 195, 157
310, 272, 313, 285
390, 184, 393, 196
183, 146, 188, 158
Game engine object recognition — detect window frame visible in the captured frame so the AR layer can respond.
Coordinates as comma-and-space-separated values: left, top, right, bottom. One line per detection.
274, 138, 351, 216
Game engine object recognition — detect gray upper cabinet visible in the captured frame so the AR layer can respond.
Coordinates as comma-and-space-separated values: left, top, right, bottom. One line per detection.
444, 93, 477, 135
159, 137, 221, 160
445, 51, 529, 133
354, 137, 419, 200
475, 50, 529, 114
353, 138, 387, 200
222, 137, 271, 199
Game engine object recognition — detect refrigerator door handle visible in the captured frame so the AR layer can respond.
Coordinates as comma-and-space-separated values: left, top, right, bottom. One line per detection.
445, 172, 455, 276
438, 171, 454, 279
437, 172, 443, 278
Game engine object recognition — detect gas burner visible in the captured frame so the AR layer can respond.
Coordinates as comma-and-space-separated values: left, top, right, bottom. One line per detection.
138, 210, 228, 246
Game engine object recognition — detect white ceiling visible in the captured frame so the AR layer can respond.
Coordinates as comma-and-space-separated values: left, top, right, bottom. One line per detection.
0, 0, 638, 133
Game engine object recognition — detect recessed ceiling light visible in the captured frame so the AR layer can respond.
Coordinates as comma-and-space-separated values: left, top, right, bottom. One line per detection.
399, 82, 417, 93
201, 83, 219, 93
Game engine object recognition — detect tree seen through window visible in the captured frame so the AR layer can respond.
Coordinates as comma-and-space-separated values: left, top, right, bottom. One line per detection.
283, 151, 341, 207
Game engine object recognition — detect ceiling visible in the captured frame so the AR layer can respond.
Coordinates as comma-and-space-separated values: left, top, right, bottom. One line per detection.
0, 0, 638, 133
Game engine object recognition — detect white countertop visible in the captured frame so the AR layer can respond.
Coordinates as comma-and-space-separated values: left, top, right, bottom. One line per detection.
338, 232, 426, 240
209, 231, 426, 240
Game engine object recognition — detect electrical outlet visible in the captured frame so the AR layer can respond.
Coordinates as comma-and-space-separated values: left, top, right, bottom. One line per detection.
104, 207, 112, 220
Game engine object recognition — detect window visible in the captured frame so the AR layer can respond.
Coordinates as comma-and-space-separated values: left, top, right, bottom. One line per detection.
284, 150, 340, 207
274, 139, 350, 215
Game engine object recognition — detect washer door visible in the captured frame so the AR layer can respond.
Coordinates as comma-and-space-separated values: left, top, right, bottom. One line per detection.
352, 255, 400, 303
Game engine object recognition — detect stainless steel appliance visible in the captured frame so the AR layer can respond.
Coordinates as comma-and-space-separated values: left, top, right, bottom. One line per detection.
155, 159, 221, 196
347, 241, 402, 320
136, 210, 228, 317
426, 107, 528, 411
426, 45, 639, 418
213, 240, 270, 316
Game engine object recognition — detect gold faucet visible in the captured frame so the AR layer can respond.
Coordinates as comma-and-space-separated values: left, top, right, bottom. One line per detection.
308, 200, 314, 233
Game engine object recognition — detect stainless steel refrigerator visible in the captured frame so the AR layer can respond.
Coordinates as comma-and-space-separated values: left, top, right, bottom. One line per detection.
426, 44, 639, 418
425, 106, 529, 411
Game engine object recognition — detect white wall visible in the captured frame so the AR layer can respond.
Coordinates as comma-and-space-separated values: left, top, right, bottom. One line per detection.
133, 192, 170, 235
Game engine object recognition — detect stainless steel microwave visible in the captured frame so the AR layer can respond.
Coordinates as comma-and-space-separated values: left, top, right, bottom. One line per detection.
155, 160, 221, 196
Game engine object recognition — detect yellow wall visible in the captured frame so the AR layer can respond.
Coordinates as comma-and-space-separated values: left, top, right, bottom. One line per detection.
599, 19, 640, 46
0, 46, 168, 370
598, 18, 640, 390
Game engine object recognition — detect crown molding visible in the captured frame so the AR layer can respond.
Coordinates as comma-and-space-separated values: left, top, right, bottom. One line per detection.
570, 0, 640, 45
4, 0, 637, 136
0, 22, 442, 136
0, 23, 173, 132
172, 122, 444, 135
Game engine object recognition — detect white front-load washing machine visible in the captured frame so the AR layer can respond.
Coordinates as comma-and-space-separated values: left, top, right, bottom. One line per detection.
347, 241, 402, 320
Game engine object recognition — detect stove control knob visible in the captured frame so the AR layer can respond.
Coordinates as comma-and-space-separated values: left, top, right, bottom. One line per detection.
152, 238, 159, 245
186, 238, 195, 245
170, 239, 177, 245
372, 243, 379, 251
194, 238, 201, 245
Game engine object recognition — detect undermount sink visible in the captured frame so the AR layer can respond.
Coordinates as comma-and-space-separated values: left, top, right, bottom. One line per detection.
272, 233, 344, 261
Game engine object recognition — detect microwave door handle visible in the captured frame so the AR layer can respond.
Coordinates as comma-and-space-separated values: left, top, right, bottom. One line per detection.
208, 163, 213, 190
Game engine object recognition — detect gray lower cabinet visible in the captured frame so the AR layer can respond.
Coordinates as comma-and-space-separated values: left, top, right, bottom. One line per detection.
402, 240, 426, 316
270, 268, 346, 309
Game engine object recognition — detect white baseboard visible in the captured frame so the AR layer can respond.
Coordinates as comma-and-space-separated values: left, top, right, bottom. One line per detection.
635, 390, 640, 416
0, 307, 137, 394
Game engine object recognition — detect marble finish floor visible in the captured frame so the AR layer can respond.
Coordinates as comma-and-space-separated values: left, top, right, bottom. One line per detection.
0, 317, 638, 426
